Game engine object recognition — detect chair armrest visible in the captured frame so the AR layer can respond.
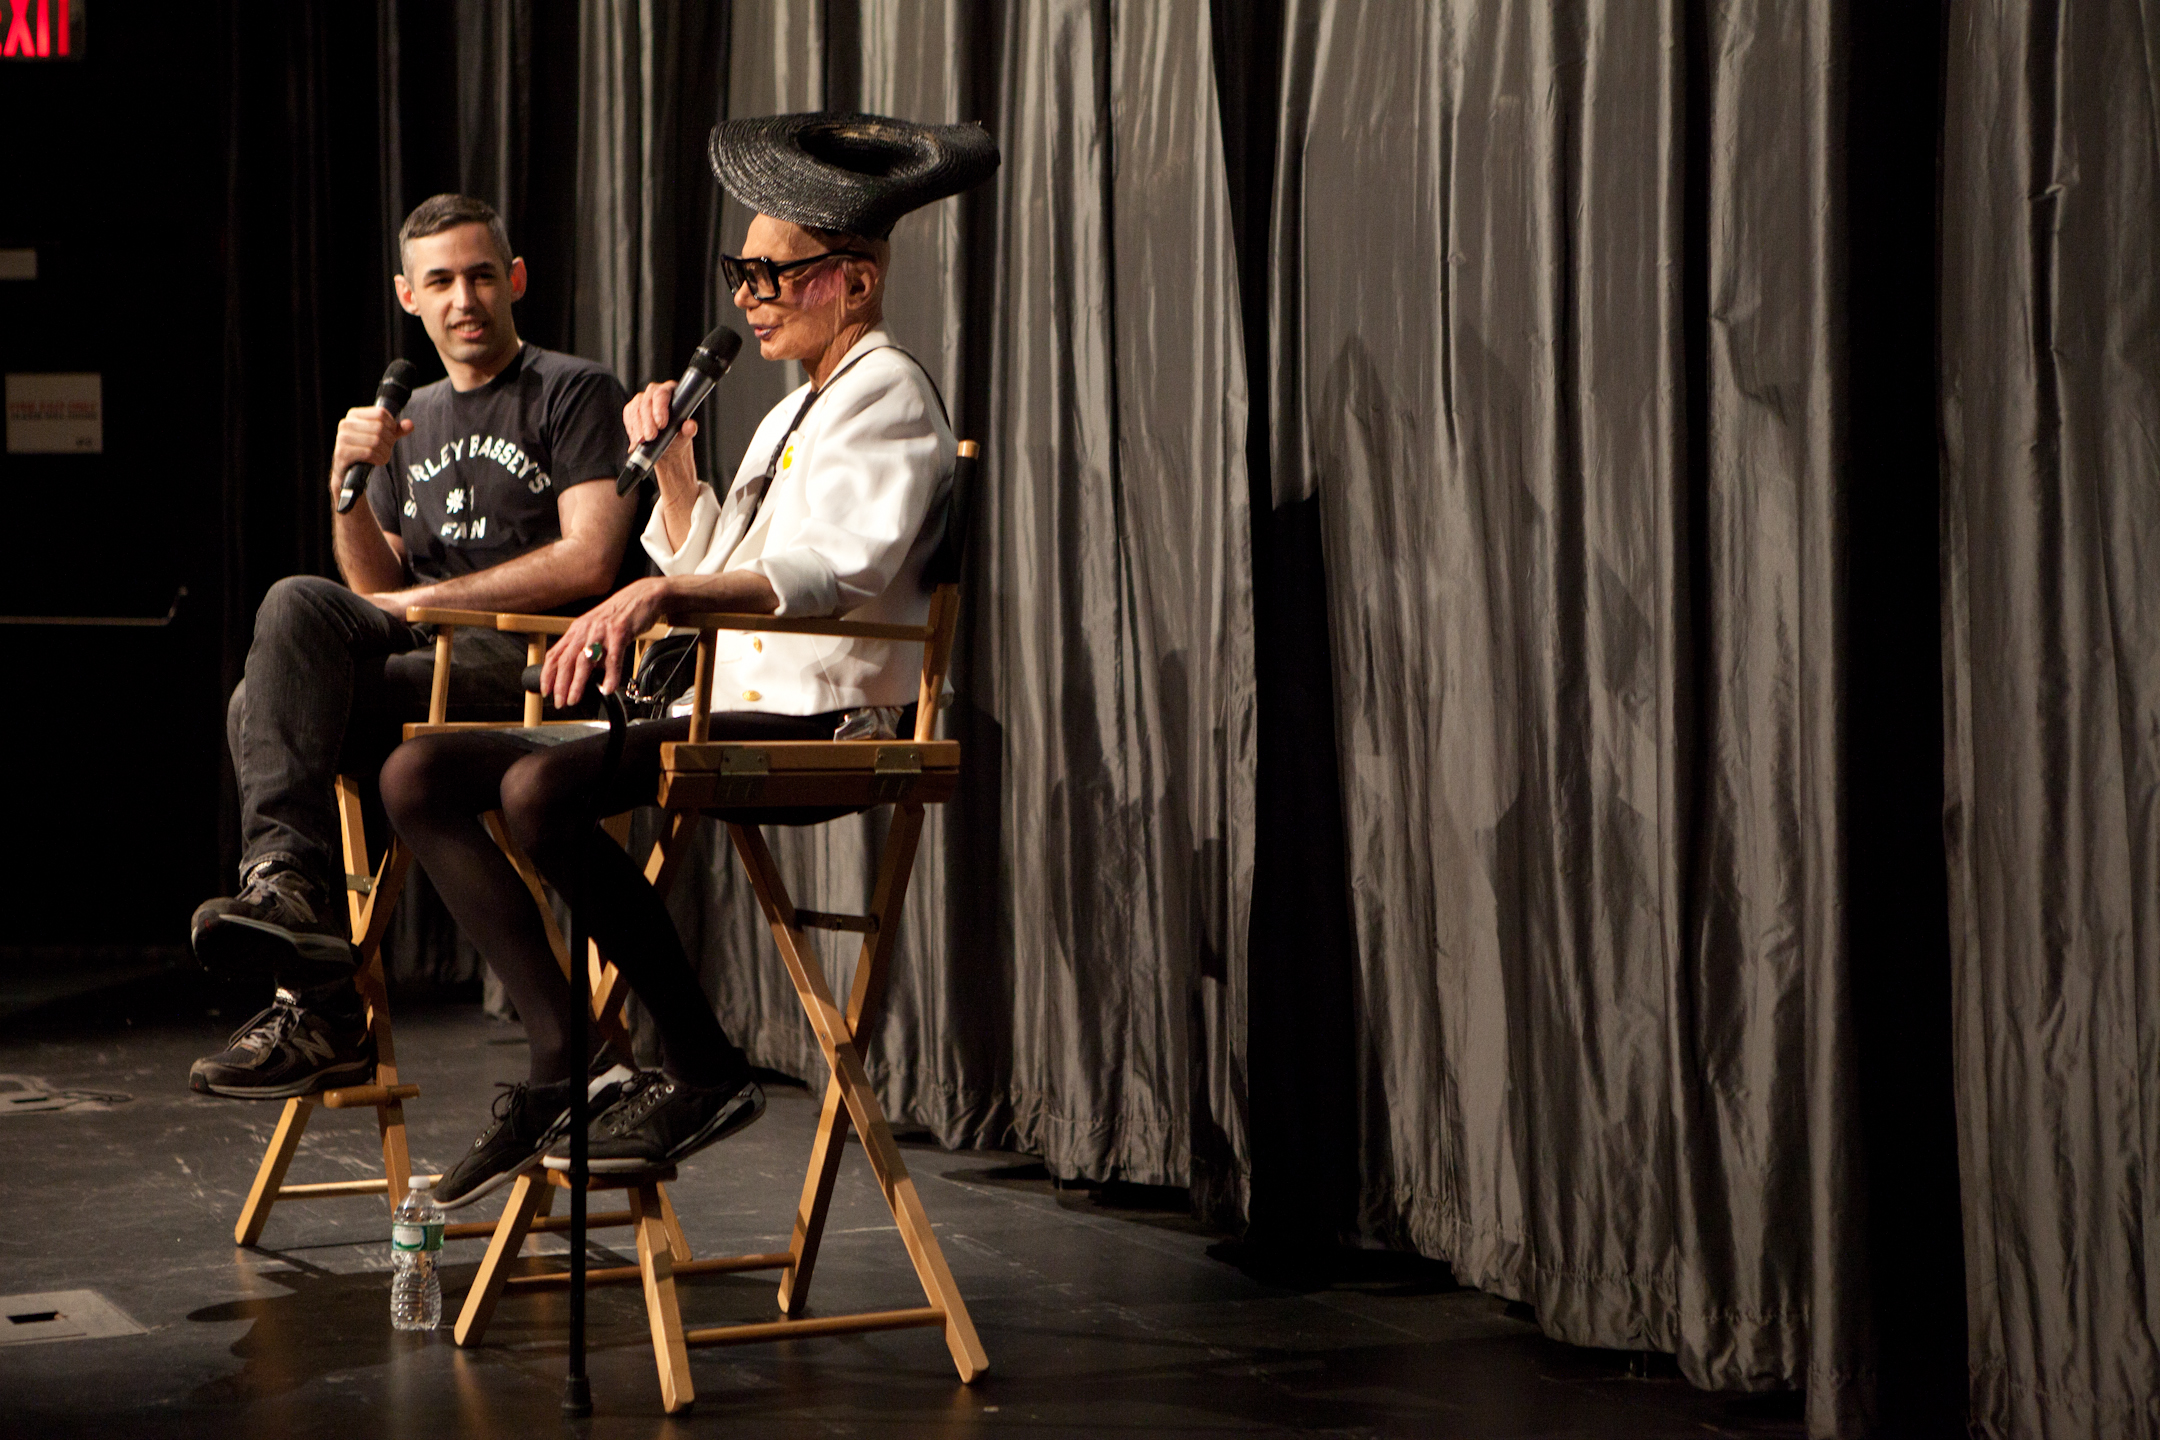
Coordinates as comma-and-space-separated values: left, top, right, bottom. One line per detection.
662, 611, 934, 643
491, 612, 671, 643
405, 606, 503, 628
491, 612, 574, 635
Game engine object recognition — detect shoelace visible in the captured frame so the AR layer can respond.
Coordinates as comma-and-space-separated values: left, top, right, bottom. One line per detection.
236, 863, 322, 926
226, 999, 305, 1056
602, 1072, 676, 1136
479, 1080, 522, 1132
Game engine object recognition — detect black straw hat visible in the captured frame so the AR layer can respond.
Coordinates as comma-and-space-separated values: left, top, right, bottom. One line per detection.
708, 112, 1000, 240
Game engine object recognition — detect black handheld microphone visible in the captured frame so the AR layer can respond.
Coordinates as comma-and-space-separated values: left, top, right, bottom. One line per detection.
336, 359, 423, 515
616, 326, 744, 495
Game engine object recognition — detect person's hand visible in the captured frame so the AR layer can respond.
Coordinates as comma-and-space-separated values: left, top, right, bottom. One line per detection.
624, 382, 700, 501
541, 575, 675, 709
329, 406, 414, 502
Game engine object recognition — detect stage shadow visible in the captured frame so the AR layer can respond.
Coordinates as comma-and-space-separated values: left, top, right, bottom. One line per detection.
185, 1254, 423, 1405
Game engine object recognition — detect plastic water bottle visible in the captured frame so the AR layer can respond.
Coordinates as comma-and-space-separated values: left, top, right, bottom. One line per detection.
390, 1176, 444, 1330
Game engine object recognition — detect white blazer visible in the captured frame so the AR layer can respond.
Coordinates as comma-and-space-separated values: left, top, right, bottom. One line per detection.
639, 328, 954, 716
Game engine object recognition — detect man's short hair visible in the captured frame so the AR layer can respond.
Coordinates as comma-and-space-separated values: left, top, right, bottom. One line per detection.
398, 194, 514, 271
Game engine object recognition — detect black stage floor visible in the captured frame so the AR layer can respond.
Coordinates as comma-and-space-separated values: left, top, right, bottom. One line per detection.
0, 976, 1806, 1439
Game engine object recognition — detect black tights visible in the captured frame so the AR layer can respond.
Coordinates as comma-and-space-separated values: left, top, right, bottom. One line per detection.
379, 711, 832, 1087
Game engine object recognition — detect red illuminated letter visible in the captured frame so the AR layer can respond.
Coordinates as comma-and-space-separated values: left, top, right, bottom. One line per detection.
36, 0, 48, 58
1, 2, 35, 58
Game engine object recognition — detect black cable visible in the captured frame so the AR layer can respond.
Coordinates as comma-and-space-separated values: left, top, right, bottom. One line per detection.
562, 686, 627, 1416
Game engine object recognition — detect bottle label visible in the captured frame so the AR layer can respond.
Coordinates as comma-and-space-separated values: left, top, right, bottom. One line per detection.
391, 1222, 444, 1252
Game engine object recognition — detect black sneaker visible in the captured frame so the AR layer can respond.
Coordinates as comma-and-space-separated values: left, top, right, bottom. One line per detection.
191, 861, 357, 982
544, 1070, 765, 1174
433, 1080, 575, 1209
188, 989, 375, 1100
434, 1050, 637, 1207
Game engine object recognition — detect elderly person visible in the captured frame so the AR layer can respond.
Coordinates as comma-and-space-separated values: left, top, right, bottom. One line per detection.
380, 115, 997, 1207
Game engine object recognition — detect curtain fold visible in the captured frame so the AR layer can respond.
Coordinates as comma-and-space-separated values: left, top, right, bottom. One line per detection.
657, 0, 1256, 1195
287, 7, 2159, 1434
1942, 3, 2160, 1436
1265, 1, 1874, 1424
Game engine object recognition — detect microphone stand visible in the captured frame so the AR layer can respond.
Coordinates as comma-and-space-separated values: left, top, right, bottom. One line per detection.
563, 687, 627, 1417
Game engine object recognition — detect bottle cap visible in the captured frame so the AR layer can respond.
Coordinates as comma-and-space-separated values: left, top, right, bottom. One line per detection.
408, 1176, 430, 1191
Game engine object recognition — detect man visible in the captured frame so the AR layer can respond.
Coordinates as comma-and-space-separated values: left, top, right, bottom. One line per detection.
189, 194, 640, 1100
378, 113, 998, 1205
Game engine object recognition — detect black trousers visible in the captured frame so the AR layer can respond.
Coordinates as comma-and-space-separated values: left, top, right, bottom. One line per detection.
225, 574, 525, 898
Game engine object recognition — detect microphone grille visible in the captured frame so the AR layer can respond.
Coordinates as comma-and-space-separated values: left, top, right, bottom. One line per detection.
691, 327, 744, 375
379, 358, 423, 401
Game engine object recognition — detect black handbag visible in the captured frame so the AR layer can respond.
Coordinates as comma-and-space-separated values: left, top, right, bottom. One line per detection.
621, 633, 699, 720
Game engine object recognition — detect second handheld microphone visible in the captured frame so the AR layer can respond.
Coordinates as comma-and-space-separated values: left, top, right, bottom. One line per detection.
335, 359, 424, 514
616, 326, 745, 495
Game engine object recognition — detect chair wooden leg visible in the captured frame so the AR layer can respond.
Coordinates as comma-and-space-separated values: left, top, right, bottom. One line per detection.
529, 1176, 558, 1238
229, 779, 418, 1247
779, 1078, 851, 1314
376, 1100, 413, 1205
455, 1171, 547, 1347
782, 802, 923, 1312
644, 811, 699, 897
729, 820, 988, 1381
657, 1182, 692, 1265
235, 1098, 314, 1246
633, 1178, 695, 1413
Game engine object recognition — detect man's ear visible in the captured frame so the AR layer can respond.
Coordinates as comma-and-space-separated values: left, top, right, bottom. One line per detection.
846, 259, 880, 309
393, 274, 420, 316
509, 257, 528, 302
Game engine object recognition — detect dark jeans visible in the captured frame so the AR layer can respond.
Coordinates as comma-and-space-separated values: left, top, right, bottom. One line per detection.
225, 574, 526, 901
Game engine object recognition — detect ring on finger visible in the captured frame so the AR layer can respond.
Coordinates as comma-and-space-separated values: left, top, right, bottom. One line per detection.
584, 641, 605, 663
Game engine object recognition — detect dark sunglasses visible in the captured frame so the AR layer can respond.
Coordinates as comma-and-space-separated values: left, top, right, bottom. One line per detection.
719, 249, 871, 302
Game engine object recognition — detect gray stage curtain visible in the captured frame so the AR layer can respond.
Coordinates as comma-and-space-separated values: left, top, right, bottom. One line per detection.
964, 0, 1254, 1195
343, 7, 1977, 1430
1269, 0, 1864, 1424
1942, 4, 2160, 1437
570, 0, 730, 392
662, 0, 1256, 1199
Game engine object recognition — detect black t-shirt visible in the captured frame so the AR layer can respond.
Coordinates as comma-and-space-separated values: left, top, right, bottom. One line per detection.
366, 343, 632, 590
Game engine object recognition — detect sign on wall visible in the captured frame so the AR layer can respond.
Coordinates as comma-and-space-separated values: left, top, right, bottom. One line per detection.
0, 0, 82, 60
5, 374, 102, 453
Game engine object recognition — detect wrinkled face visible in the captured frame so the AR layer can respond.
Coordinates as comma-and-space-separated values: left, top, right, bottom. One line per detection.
395, 223, 525, 372
730, 214, 869, 364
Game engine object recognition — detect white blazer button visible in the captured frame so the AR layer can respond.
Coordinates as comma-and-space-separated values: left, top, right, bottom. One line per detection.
742, 690, 761, 702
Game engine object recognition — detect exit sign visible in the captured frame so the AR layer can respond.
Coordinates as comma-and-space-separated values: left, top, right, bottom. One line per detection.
0, 0, 81, 60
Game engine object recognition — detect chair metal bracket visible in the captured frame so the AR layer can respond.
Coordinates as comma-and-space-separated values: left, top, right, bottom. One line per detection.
710, 747, 770, 804
871, 746, 923, 802
345, 872, 375, 895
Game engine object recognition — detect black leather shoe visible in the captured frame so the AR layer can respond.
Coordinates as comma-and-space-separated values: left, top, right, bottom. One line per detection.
433, 1080, 574, 1208
544, 1070, 764, 1173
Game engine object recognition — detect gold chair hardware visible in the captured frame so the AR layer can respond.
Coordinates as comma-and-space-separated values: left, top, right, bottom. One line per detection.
871, 746, 923, 801
712, 747, 770, 804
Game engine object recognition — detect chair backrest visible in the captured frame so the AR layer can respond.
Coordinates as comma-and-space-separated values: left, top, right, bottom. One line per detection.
913, 440, 978, 742
922, 439, 979, 591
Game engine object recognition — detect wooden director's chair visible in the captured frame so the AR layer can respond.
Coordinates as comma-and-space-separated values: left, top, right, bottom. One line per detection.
233, 609, 657, 1249
450, 440, 987, 1413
